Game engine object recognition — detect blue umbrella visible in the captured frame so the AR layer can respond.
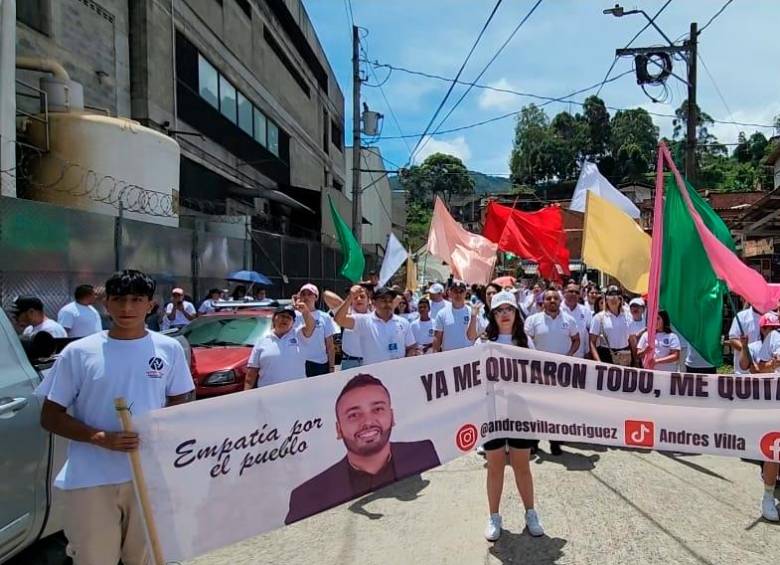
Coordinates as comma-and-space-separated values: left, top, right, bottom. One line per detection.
227, 270, 272, 286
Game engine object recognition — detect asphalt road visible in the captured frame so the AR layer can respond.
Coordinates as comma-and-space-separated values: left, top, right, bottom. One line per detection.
189, 444, 779, 565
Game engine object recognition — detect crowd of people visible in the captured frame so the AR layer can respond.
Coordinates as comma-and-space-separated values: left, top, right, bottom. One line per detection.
7, 267, 779, 561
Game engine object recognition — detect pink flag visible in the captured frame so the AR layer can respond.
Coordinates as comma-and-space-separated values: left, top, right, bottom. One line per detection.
427, 197, 498, 284
660, 144, 780, 313
643, 147, 667, 369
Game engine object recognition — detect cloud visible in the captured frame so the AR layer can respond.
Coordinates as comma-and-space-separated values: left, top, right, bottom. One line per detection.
413, 135, 472, 164
478, 78, 522, 111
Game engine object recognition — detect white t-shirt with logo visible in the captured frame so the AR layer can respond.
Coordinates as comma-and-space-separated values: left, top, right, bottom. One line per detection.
46, 331, 194, 490
163, 301, 197, 328
247, 327, 310, 387
590, 311, 632, 349
429, 299, 450, 319
433, 305, 475, 351
729, 308, 761, 374
524, 311, 578, 356
295, 310, 335, 364
561, 302, 592, 358
411, 318, 435, 349
638, 331, 681, 372
198, 299, 218, 314
23, 318, 67, 339
351, 313, 415, 366
57, 302, 102, 338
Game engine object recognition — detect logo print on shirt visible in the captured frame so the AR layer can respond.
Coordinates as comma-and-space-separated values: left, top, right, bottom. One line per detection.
289, 338, 298, 345
463, 316, 470, 324
147, 357, 165, 378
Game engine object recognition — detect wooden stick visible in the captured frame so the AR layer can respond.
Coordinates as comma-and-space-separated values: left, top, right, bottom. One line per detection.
115, 397, 165, 565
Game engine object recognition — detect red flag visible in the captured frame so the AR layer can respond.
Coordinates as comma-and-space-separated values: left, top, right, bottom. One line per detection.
483, 201, 570, 281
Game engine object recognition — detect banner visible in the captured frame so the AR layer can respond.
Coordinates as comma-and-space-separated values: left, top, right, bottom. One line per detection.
134, 344, 780, 562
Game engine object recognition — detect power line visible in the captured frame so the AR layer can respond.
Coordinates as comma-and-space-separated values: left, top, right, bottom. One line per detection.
406, 0, 504, 166
698, 0, 735, 35
364, 61, 774, 140
595, 0, 675, 96
370, 69, 637, 140
415, 0, 545, 161
697, 52, 732, 120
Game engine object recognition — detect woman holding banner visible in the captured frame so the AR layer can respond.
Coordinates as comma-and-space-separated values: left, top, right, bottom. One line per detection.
478, 290, 544, 541
636, 311, 681, 371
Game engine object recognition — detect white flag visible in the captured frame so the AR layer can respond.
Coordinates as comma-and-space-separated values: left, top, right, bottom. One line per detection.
570, 161, 640, 218
378, 233, 408, 287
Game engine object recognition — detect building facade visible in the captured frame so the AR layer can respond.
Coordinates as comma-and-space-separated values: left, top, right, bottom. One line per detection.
15, 0, 349, 240
345, 146, 393, 253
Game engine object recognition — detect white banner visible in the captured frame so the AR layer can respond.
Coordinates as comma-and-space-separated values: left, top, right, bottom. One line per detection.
134, 343, 780, 562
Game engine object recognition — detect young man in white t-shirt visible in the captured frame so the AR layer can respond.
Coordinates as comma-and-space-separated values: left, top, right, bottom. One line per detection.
560, 282, 591, 358
411, 297, 435, 353
41, 269, 194, 564
432, 280, 477, 352
14, 295, 67, 338
428, 283, 451, 319
163, 287, 197, 329
57, 284, 103, 338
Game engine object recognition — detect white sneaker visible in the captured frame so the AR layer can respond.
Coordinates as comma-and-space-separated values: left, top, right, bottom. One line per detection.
525, 509, 544, 537
484, 513, 502, 541
762, 493, 779, 522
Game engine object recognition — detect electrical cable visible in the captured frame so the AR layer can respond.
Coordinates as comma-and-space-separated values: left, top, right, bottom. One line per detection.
698, 0, 735, 35
414, 0, 544, 162
406, 0, 504, 166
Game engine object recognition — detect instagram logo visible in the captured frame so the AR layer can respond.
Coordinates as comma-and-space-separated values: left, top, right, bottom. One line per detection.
624, 420, 654, 448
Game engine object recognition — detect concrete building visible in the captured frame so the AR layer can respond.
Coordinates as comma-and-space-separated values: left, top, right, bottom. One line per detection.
345, 146, 393, 253
14, 0, 349, 239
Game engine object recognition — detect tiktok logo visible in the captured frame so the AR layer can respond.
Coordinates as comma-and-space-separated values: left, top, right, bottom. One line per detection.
760, 432, 780, 461
624, 420, 655, 448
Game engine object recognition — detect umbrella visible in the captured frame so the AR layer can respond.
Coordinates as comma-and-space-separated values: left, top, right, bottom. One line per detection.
227, 270, 272, 286
492, 275, 516, 288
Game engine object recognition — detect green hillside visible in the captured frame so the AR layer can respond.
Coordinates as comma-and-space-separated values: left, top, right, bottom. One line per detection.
388, 171, 512, 195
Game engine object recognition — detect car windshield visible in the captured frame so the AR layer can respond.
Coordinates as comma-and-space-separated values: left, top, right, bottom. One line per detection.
183, 316, 271, 347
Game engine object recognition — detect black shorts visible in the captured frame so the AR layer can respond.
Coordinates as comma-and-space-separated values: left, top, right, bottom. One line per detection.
483, 437, 537, 451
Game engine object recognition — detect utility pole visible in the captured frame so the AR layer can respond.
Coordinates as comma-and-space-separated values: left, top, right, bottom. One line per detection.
351, 25, 362, 243
685, 22, 698, 186
606, 6, 699, 183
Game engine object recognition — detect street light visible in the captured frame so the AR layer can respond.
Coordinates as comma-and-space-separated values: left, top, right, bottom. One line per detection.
602, 3, 678, 51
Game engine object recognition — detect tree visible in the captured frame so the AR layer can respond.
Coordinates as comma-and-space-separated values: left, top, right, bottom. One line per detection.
581, 95, 611, 160
549, 111, 587, 180
400, 152, 474, 205
672, 99, 726, 159
509, 104, 554, 185
609, 108, 659, 181
405, 198, 433, 252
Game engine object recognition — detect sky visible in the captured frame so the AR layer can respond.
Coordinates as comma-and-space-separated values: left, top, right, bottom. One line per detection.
302, 0, 780, 177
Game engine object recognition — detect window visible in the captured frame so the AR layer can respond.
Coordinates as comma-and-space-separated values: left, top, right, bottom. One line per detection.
219, 75, 237, 123
253, 108, 267, 147
234, 0, 251, 18
322, 109, 329, 150
237, 92, 253, 136
17, 0, 50, 35
267, 121, 279, 156
198, 54, 219, 109
331, 120, 343, 151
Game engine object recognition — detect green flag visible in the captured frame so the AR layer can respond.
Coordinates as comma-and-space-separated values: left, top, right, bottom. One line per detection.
660, 175, 735, 366
328, 196, 365, 283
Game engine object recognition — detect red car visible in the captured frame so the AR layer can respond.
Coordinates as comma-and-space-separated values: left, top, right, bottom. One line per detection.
181, 308, 274, 397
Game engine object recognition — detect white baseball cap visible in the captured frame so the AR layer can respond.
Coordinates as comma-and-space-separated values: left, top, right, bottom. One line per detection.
429, 283, 445, 294
629, 297, 645, 308
490, 290, 518, 311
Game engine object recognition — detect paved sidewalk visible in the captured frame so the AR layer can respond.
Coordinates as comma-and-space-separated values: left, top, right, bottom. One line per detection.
190, 444, 779, 565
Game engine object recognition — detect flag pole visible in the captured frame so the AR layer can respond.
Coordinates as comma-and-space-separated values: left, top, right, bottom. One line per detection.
115, 398, 165, 565
644, 143, 667, 369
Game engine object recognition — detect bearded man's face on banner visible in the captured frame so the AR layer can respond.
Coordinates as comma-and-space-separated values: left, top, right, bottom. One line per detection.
336, 385, 395, 456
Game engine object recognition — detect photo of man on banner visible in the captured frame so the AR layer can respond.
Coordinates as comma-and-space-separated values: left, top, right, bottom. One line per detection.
285, 373, 440, 524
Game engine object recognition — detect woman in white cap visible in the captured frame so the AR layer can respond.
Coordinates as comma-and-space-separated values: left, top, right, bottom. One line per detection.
479, 290, 544, 541
296, 283, 336, 376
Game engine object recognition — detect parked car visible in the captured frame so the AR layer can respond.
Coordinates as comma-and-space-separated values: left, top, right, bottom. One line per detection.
182, 308, 274, 397
0, 311, 68, 564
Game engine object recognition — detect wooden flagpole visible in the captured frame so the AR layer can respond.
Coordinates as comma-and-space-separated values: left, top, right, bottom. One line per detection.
115, 397, 165, 565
